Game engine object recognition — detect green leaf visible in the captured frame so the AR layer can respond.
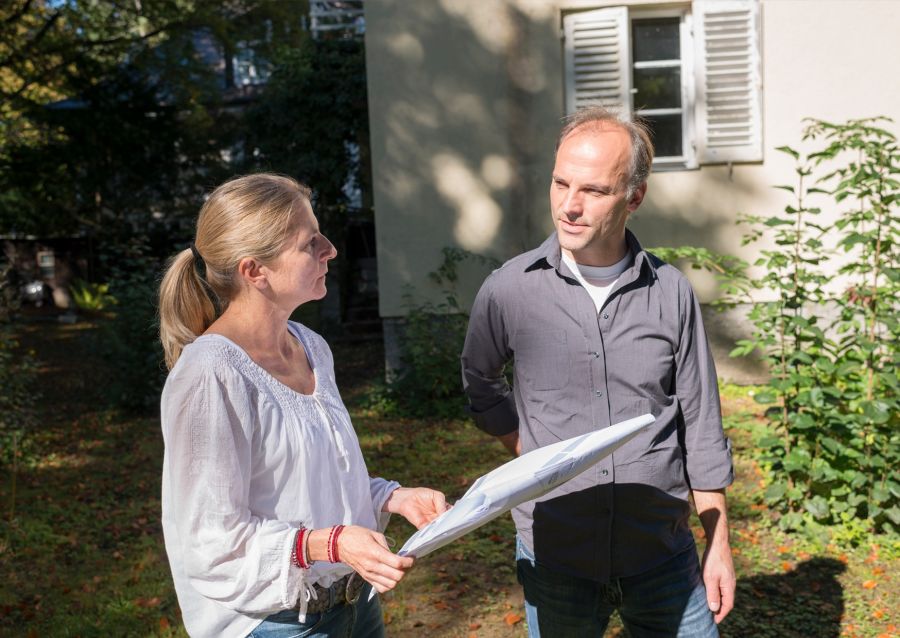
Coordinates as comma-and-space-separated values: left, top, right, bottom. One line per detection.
803, 495, 829, 520
776, 145, 801, 160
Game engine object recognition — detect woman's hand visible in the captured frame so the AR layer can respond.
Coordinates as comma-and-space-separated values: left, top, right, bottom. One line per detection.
310, 526, 414, 593
383, 487, 450, 529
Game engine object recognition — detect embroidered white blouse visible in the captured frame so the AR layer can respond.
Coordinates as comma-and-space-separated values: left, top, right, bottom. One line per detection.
160, 321, 398, 638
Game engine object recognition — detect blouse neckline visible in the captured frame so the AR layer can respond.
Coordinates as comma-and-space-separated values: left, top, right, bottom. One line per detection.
197, 322, 320, 399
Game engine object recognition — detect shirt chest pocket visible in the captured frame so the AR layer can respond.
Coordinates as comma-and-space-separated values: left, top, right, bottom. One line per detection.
514, 330, 571, 391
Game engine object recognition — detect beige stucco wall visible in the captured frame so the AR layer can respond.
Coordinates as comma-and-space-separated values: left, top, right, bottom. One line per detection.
365, 0, 900, 378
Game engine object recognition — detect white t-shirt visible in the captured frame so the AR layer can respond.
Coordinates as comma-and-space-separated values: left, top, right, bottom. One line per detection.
561, 251, 633, 313
160, 321, 398, 638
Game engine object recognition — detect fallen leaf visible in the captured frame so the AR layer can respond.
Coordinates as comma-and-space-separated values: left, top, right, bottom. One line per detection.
872, 567, 884, 575
433, 600, 450, 610
504, 612, 523, 626
781, 561, 792, 572
777, 545, 790, 554
838, 554, 849, 564
872, 609, 885, 620
862, 580, 877, 590
469, 622, 482, 630
159, 617, 170, 631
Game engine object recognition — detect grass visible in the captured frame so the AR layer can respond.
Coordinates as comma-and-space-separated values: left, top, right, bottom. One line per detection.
0, 321, 897, 637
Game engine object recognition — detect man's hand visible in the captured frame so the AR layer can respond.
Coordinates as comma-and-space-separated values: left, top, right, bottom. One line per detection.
497, 430, 521, 456
693, 489, 736, 623
383, 487, 450, 529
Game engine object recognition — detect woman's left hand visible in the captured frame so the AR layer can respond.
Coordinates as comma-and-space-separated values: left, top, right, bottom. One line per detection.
383, 487, 450, 529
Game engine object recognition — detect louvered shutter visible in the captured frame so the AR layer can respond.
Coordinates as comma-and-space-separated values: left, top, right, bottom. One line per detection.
563, 7, 631, 117
694, 0, 763, 163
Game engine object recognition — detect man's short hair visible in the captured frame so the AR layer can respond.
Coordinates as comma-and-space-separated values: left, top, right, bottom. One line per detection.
556, 106, 655, 198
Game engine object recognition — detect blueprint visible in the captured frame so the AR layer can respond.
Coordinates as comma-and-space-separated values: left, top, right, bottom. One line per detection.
398, 413, 655, 558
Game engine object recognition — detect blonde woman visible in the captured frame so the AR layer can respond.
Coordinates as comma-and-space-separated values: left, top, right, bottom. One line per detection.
158, 174, 448, 638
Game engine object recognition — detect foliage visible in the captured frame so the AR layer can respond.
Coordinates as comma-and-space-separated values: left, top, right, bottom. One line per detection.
0, 0, 309, 239
0, 263, 39, 465
97, 238, 166, 413
70, 279, 116, 313
243, 35, 371, 232
646, 245, 753, 308
730, 117, 899, 535
374, 248, 500, 419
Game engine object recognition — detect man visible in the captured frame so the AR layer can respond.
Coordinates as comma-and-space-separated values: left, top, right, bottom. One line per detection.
461, 106, 735, 637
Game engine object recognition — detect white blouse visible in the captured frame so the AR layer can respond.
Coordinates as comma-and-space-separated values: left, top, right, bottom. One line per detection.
160, 321, 398, 638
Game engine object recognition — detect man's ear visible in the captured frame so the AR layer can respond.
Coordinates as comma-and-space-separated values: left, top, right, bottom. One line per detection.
627, 182, 648, 213
236, 257, 268, 290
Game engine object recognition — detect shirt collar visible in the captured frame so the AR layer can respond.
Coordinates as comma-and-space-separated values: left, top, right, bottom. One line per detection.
527, 229, 657, 283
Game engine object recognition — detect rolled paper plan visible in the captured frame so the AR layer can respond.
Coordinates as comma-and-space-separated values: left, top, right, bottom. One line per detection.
399, 413, 656, 559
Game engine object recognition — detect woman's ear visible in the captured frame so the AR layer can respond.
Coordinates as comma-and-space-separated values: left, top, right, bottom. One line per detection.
237, 257, 268, 290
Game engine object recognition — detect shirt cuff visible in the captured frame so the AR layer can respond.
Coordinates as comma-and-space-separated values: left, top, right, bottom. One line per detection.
468, 393, 518, 436
685, 438, 734, 490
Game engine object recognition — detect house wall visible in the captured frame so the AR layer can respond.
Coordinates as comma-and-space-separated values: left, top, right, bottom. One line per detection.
364, 0, 900, 380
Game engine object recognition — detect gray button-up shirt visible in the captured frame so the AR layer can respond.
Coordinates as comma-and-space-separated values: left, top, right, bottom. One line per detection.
461, 230, 733, 582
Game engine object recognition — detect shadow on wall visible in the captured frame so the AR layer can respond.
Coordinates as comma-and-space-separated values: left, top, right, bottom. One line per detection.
369, 0, 767, 313
368, 0, 562, 312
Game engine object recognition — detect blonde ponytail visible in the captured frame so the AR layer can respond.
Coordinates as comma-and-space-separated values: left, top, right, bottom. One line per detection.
159, 248, 218, 370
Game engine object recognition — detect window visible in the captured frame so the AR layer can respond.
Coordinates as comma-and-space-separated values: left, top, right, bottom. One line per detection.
563, 0, 762, 169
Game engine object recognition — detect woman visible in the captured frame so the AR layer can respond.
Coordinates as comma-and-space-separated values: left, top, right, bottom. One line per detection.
158, 174, 448, 638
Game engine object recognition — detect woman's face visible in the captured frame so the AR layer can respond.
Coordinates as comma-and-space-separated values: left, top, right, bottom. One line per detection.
263, 201, 337, 309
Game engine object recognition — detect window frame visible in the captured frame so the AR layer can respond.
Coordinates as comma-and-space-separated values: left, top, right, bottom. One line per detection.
562, 0, 763, 171
628, 7, 697, 170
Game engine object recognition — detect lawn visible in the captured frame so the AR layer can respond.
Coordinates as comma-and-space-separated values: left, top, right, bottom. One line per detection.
0, 320, 897, 637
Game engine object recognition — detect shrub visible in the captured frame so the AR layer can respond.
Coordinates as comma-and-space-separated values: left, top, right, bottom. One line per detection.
97, 238, 166, 413
377, 248, 500, 419
730, 117, 899, 535
70, 279, 117, 313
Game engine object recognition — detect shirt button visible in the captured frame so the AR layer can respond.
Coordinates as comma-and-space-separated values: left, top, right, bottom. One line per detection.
601, 469, 609, 476
594, 390, 603, 397
592, 351, 600, 358
602, 313, 609, 320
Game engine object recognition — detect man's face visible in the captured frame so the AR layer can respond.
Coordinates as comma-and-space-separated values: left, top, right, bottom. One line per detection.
550, 124, 645, 266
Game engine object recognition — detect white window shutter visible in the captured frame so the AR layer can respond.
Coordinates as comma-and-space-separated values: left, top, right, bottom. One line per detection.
694, 0, 762, 163
563, 7, 632, 117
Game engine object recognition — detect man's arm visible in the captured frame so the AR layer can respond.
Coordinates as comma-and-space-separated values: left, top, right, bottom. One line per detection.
692, 488, 735, 624
461, 277, 519, 452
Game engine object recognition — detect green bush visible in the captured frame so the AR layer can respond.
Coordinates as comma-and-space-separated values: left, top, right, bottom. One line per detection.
70, 278, 117, 313
729, 117, 899, 535
375, 248, 500, 419
97, 238, 166, 413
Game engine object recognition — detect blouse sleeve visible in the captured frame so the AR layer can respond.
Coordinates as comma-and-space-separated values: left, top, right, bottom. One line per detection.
161, 361, 307, 613
369, 477, 400, 532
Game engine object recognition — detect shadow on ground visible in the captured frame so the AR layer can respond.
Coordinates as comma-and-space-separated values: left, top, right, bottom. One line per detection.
721, 557, 845, 638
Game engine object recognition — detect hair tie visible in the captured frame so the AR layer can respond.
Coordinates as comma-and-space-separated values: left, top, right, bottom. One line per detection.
190, 243, 203, 264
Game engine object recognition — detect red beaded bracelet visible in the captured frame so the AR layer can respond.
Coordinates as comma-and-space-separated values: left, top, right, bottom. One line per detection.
292, 527, 310, 569
332, 525, 346, 563
327, 525, 346, 563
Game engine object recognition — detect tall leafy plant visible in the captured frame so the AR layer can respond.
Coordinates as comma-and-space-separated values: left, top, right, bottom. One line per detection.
733, 118, 899, 534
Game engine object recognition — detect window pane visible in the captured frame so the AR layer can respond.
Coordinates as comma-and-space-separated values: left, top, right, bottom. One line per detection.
642, 113, 683, 158
633, 67, 681, 110
632, 18, 680, 62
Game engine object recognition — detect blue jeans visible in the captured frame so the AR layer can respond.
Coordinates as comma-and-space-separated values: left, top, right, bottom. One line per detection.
247, 584, 385, 638
516, 537, 718, 638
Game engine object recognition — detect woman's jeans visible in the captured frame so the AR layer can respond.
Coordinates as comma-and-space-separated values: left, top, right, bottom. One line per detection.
248, 584, 385, 638
516, 536, 719, 638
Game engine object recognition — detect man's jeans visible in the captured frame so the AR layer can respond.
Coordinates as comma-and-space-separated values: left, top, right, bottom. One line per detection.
516, 537, 718, 638
247, 584, 384, 638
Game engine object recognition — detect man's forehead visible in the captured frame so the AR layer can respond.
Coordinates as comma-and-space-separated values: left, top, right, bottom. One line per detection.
560, 121, 630, 148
